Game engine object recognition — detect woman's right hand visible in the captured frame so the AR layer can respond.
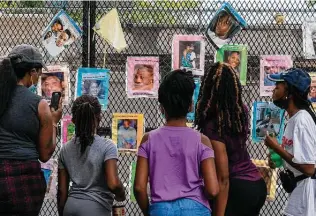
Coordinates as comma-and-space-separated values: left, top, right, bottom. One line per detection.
51, 99, 62, 125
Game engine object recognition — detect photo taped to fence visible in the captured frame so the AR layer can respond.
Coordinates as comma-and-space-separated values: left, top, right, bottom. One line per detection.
61, 115, 75, 145
172, 35, 206, 76
126, 57, 159, 98
111, 113, 144, 152
303, 19, 316, 59
42, 10, 82, 57
37, 64, 70, 105
205, 2, 247, 49
308, 72, 316, 107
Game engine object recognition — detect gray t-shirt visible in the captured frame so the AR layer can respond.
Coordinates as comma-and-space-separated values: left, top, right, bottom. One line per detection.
58, 135, 118, 211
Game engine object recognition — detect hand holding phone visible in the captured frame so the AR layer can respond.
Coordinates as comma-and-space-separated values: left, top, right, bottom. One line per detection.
50, 92, 62, 111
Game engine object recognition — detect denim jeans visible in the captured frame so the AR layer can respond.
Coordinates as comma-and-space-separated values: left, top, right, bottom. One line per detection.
149, 198, 211, 216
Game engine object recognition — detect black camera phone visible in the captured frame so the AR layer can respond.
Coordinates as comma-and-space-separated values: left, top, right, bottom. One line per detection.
50, 92, 62, 111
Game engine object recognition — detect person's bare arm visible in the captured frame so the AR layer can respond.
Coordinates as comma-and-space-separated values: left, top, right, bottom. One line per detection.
105, 159, 126, 201
200, 134, 219, 199
211, 139, 229, 216
37, 100, 55, 162
134, 133, 150, 216
57, 168, 69, 216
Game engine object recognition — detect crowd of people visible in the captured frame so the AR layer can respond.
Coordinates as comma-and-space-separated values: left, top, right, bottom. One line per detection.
0, 44, 315, 216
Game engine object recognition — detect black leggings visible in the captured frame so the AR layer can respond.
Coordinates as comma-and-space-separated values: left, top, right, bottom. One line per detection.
225, 178, 267, 216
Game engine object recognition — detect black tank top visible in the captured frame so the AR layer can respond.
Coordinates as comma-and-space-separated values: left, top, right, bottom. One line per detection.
0, 85, 41, 160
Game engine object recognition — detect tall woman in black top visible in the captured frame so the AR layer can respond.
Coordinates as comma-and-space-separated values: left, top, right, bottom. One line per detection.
0, 44, 62, 215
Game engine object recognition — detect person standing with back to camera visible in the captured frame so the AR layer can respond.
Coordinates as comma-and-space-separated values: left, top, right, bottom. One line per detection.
134, 69, 219, 216
195, 62, 267, 216
57, 95, 126, 216
0, 44, 62, 216
264, 68, 316, 216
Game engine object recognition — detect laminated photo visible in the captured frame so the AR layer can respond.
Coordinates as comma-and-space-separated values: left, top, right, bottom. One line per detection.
129, 161, 137, 202
75, 68, 110, 110
61, 115, 75, 144
260, 55, 293, 97
251, 101, 286, 144
187, 78, 201, 122
205, 2, 247, 49
303, 19, 316, 59
215, 44, 247, 85
308, 72, 316, 107
42, 10, 82, 57
126, 57, 159, 98
172, 35, 206, 76
252, 159, 277, 201
40, 159, 58, 199
112, 113, 144, 151
37, 64, 70, 105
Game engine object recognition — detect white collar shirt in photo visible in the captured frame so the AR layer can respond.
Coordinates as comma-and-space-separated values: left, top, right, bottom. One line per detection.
281, 110, 316, 216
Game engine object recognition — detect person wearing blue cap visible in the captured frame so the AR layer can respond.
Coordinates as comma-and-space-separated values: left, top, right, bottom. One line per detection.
264, 68, 316, 216
0, 44, 62, 215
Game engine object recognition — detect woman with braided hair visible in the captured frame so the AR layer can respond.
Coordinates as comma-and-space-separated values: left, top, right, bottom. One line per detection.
57, 95, 126, 216
195, 62, 267, 216
134, 69, 219, 216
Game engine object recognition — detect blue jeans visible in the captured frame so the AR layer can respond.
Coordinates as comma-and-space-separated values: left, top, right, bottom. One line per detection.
149, 198, 211, 216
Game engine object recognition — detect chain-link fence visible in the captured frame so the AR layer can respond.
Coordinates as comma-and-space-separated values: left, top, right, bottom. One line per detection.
1, 0, 315, 215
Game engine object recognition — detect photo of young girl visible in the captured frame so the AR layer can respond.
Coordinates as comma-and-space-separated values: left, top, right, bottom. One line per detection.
172, 35, 206, 76
216, 44, 247, 85
126, 57, 159, 98
206, 2, 247, 49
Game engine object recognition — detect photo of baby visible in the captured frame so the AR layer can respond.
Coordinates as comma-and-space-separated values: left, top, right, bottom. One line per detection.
37, 64, 70, 105
112, 113, 144, 151
172, 35, 205, 76
260, 55, 293, 96
42, 10, 82, 57
206, 2, 247, 49
126, 57, 159, 98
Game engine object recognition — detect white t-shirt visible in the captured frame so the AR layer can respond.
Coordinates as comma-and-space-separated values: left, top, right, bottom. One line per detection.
282, 110, 316, 216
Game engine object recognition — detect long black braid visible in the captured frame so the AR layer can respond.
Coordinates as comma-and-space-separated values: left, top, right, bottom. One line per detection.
158, 69, 195, 120
195, 62, 247, 138
71, 95, 101, 154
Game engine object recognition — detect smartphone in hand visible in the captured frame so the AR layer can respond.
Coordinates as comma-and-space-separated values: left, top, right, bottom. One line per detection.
50, 92, 62, 111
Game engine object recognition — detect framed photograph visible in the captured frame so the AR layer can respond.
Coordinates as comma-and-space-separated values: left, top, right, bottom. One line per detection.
111, 113, 144, 151
303, 19, 316, 59
187, 78, 201, 122
260, 55, 293, 97
216, 44, 247, 85
61, 115, 75, 144
40, 159, 58, 199
126, 57, 159, 98
172, 35, 206, 76
129, 161, 137, 202
251, 101, 286, 144
42, 10, 82, 57
205, 2, 247, 49
37, 64, 70, 105
308, 72, 316, 108
75, 68, 110, 110
252, 159, 278, 201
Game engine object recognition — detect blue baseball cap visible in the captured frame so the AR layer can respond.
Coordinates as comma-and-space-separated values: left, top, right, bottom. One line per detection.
267, 68, 311, 94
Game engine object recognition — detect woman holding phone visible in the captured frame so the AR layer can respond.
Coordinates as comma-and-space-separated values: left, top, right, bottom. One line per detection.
0, 44, 62, 216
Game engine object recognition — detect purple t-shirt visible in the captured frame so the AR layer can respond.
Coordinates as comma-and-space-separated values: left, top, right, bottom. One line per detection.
138, 126, 214, 209
203, 109, 261, 181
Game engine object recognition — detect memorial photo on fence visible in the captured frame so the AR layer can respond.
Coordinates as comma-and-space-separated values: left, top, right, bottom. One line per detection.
76, 68, 110, 110
61, 115, 75, 144
308, 72, 316, 107
251, 101, 285, 143
303, 19, 316, 59
126, 57, 159, 98
260, 55, 293, 97
111, 113, 144, 151
38, 64, 70, 105
42, 10, 82, 57
187, 78, 201, 122
216, 44, 247, 85
205, 2, 247, 49
172, 35, 205, 76
40, 159, 58, 199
